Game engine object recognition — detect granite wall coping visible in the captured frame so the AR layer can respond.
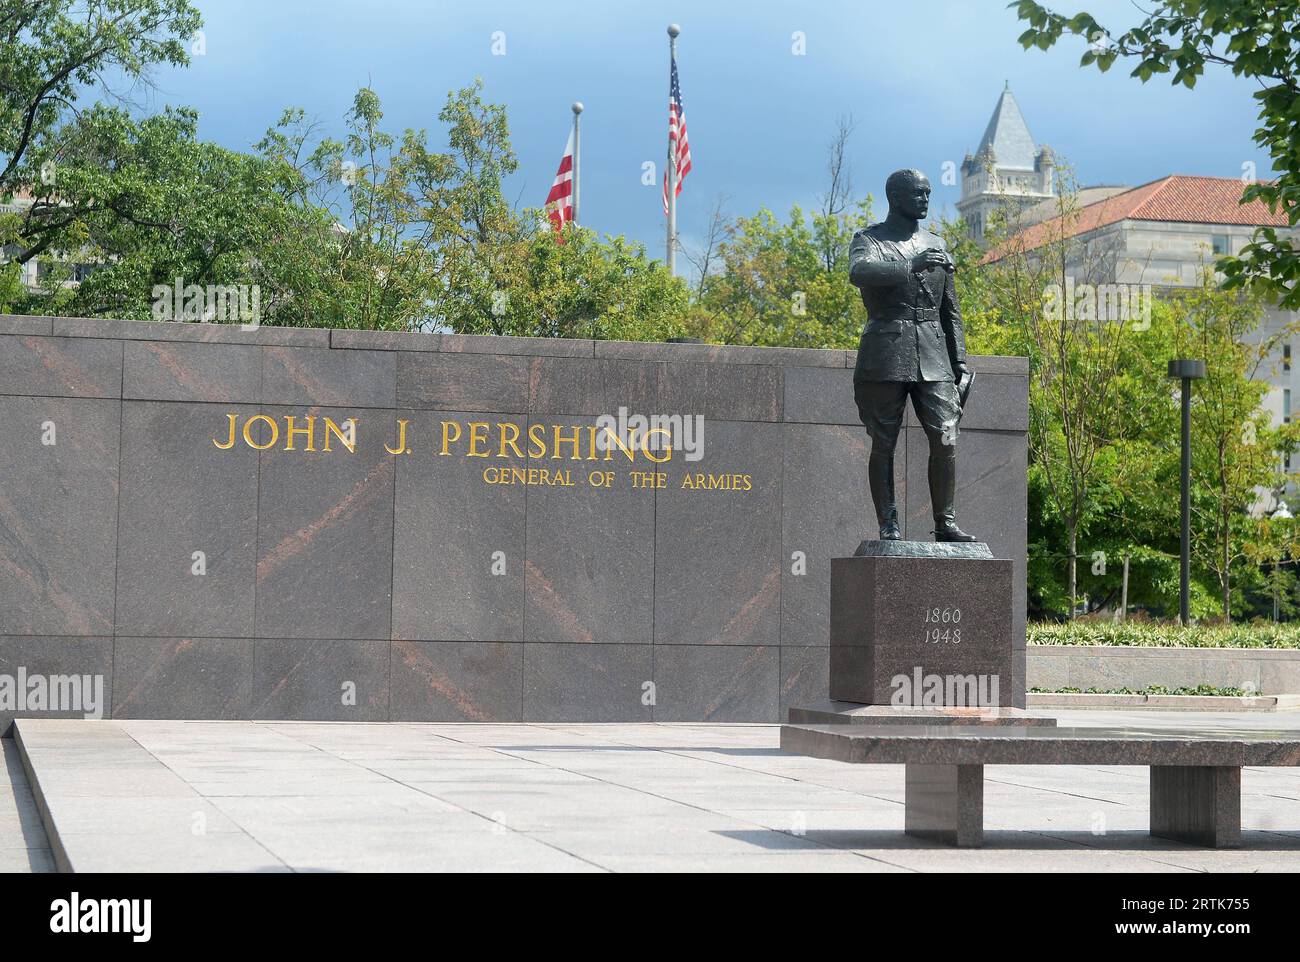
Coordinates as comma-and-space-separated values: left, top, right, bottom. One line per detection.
0, 314, 1029, 375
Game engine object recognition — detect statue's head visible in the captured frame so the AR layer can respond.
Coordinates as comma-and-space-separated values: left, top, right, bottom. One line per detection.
885, 168, 931, 221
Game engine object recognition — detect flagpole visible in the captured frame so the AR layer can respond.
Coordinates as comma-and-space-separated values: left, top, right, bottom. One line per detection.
666, 22, 680, 276
571, 101, 583, 226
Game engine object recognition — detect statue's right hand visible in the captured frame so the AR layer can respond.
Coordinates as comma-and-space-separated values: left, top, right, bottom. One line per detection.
910, 248, 953, 273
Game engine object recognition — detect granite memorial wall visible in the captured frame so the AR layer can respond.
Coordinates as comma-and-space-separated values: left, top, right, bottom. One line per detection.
0, 314, 1027, 727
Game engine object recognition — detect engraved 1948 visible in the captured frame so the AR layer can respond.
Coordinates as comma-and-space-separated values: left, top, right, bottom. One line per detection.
923, 605, 962, 644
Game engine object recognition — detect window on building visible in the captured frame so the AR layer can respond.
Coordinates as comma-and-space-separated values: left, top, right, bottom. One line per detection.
1212, 234, 1230, 255
1286, 389, 1293, 425
1286, 343, 1293, 373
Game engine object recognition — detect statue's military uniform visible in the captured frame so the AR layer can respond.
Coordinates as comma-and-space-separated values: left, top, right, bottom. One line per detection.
848, 222, 969, 538
849, 224, 967, 382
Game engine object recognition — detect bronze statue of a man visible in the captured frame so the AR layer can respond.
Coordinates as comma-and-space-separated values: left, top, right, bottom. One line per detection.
849, 168, 975, 543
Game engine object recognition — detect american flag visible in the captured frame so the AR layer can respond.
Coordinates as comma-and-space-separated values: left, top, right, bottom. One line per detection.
662, 55, 692, 215
544, 128, 575, 239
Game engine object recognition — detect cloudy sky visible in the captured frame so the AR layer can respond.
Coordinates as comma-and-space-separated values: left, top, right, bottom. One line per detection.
137, 0, 1268, 262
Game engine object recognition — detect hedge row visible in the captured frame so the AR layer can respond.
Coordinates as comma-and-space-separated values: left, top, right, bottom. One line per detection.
1028, 685, 1250, 696
1027, 621, 1300, 649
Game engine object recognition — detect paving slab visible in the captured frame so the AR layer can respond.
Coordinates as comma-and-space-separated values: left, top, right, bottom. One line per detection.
589, 851, 904, 872
0, 740, 52, 873
8, 710, 1300, 872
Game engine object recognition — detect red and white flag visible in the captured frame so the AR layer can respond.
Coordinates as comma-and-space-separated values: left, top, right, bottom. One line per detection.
663, 55, 692, 214
544, 129, 575, 239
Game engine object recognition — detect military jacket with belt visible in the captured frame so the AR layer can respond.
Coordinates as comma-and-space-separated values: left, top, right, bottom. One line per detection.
848, 223, 967, 383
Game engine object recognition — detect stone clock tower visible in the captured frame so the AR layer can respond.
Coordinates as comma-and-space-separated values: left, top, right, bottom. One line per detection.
958, 84, 1056, 243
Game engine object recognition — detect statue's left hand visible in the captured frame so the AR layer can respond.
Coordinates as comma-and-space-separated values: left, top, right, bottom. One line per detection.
955, 366, 975, 409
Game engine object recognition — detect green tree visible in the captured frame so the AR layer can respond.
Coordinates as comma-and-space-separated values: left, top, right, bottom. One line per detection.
687, 117, 874, 349
1011, 0, 1300, 310
1178, 270, 1300, 620
430, 81, 685, 339
259, 87, 452, 330
961, 166, 1162, 617
964, 206, 1300, 622
689, 199, 870, 348
1243, 511, 1300, 622
261, 82, 687, 337
451, 224, 688, 341
0, 0, 202, 198
924, 174, 1172, 620
4, 104, 319, 320
1, 0, 205, 306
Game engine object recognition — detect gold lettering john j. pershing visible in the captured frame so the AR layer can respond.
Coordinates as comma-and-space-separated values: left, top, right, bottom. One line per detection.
211, 414, 673, 463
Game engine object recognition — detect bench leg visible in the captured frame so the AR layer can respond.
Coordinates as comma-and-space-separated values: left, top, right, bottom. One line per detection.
905, 763, 984, 847
1150, 765, 1241, 848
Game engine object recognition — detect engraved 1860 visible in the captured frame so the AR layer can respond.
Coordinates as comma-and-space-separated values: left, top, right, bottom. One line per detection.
923, 606, 961, 644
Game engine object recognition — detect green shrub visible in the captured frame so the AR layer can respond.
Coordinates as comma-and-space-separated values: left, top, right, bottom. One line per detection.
1027, 621, 1300, 649
1028, 684, 1249, 696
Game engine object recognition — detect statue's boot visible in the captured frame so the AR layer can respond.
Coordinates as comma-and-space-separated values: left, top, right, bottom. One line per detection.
930, 448, 976, 543
869, 447, 902, 540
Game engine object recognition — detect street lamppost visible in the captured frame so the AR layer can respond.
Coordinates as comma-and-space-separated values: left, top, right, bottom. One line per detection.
1272, 501, 1293, 622
1168, 359, 1206, 626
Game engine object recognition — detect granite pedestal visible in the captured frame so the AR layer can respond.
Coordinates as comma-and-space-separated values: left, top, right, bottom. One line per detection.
779, 724, 1300, 847
828, 540, 1016, 708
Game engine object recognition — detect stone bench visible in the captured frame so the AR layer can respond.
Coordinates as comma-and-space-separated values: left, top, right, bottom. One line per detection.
780, 723, 1300, 848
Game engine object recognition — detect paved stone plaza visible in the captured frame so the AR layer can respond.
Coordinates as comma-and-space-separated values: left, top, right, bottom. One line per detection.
3, 710, 1299, 872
